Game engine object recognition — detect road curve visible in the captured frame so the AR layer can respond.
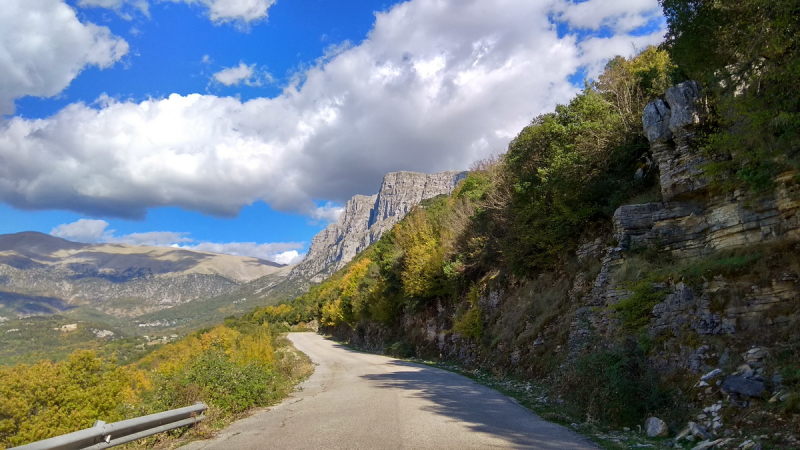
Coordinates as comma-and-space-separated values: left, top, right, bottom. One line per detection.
184, 333, 599, 449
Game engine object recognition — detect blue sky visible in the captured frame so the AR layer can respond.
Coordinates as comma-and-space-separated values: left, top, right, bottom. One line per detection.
0, 0, 665, 264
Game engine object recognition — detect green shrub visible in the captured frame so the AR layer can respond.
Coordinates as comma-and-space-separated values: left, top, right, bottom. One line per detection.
562, 347, 673, 426
612, 281, 668, 332
452, 286, 483, 341
384, 341, 415, 359
178, 351, 280, 414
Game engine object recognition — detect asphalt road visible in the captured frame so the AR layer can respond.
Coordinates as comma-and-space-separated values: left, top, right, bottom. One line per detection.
184, 333, 599, 449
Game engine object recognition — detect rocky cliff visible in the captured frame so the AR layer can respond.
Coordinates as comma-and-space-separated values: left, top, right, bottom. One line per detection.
290, 171, 467, 282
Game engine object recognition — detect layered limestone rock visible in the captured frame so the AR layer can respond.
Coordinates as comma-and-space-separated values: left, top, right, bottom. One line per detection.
567, 81, 800, 370
642, 80, 708, 201
291, 171, 467, 283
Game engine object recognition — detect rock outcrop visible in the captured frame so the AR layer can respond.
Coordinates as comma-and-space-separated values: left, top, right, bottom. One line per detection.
642, 80, 708, 201
568, 80, 800, 363
290, 171, 467, 283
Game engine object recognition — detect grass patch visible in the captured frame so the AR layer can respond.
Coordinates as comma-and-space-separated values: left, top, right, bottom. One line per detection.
611, 281, 668, 332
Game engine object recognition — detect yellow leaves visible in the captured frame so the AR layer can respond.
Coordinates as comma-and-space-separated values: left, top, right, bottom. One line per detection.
394, 210, 445, 297
0, 351, 145, 447
229, 324, 275, 366
321, 298, 345, 327
314, 257, 375, 327
138, 325, 241, 376
0, 322, 284, 448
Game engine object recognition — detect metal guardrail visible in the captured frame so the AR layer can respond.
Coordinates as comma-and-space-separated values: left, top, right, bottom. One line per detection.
13, 402, 207, 449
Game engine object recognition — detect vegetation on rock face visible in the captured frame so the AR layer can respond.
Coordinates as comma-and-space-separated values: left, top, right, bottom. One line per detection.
251, 46, 671, 328
661, 0, 800, 192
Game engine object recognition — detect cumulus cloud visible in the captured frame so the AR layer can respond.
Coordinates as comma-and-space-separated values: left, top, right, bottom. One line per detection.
271, 250, 304, 265
0, 0, 129, 114
181, 241, 304, 262
312, 203, 345, 224
1, 0, 665, 219
78, 0, 274, 25
51, 219, 113, 243
174, 0, 276, 25
212, 62, 271, 86
553, 0, 662, 34
109, 231, 192, 246
49, 219, 302, 263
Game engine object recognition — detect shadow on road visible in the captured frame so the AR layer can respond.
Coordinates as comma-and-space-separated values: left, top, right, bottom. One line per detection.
360, 359, 594, 449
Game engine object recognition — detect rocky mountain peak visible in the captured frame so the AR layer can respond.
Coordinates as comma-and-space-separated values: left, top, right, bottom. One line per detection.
291, 170, 467, 283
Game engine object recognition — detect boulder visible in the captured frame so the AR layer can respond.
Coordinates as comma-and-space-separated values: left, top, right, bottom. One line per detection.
691, 438, 728, 450
721, 375, 765, 397
645, 416, 669, 437
676, 422, 713, 441
701, 368, 723, 381
643, 99, 672, 143
665, 80, 703, 135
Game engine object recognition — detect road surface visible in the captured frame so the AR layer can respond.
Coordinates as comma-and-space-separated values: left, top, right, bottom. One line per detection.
184, 333, 599, 449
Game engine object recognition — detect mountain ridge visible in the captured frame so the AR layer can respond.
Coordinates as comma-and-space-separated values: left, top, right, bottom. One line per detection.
0, 231, 290, 321
290, 170, 467, 282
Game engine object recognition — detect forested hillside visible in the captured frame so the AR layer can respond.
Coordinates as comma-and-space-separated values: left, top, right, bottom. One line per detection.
248, 1, 800, 447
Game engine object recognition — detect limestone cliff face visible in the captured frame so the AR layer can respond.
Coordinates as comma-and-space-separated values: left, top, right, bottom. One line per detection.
291, 171, 467, 283
567, 80, 800, 368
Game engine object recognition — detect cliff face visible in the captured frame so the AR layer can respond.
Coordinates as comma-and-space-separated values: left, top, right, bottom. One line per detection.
576, 81, 799, 340
291, 171, 467, 282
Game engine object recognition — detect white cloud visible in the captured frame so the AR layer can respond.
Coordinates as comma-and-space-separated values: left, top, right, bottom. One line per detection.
312, 203, 345, 223
1, 0, 665, 220
0, 0, 129, 114
271, 250, 304, 265
50, 219, 113, 243
182, 241, 304, 262
212, 62, 271, 86
78, 0, 275, 25
577, 32, 666, 80
49, 219, 302, 263
174, 0, 276, 25
553, 0, 662, 33
108, 231, 192, 246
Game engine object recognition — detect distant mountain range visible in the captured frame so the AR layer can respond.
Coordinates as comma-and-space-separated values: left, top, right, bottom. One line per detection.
0, 170, 465, 341
0, 231, 289, 323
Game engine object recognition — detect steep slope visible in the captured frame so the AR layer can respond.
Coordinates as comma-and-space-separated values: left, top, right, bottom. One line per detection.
290, 170, 466, 282
0, 232, 289, 321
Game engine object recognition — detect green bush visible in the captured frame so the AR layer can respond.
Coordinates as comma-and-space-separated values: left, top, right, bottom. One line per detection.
178, 351, 280, 414
452, 285, 483, 341
612, 281, 668, 332
562, 347, 673, 426
383, 341, 415, 359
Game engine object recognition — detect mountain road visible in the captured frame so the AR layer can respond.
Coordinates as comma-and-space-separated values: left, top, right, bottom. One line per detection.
183, 332, 599, 449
